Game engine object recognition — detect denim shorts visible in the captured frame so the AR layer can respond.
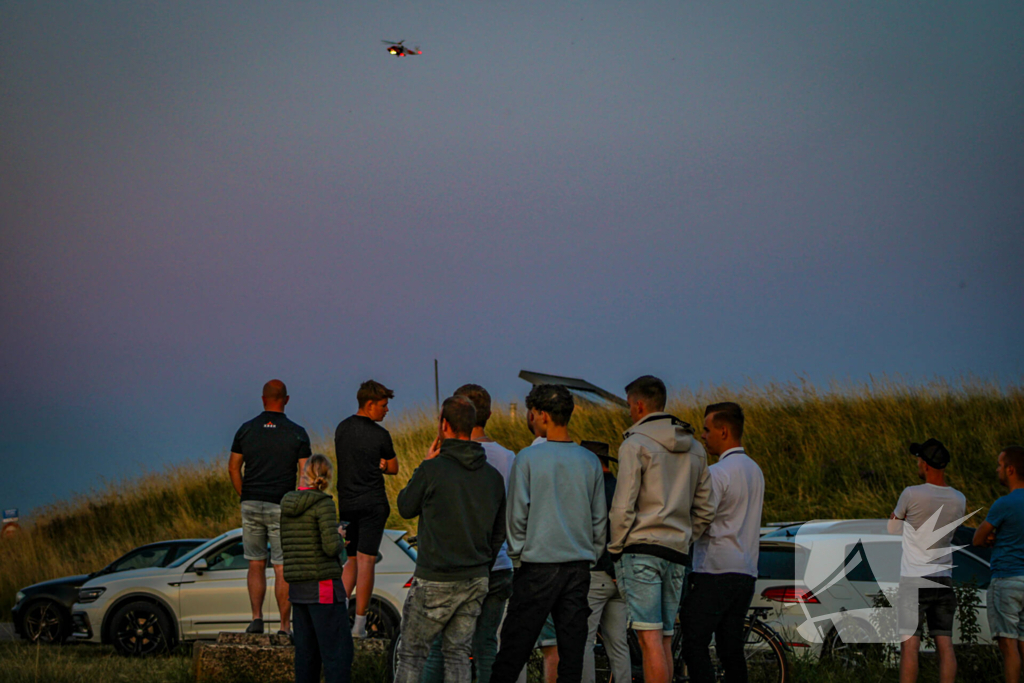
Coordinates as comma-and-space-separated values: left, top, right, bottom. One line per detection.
241, 500, 283, 565
989, 576, 1024, 640
536, 614, 557, 648
615, 553, 687, 634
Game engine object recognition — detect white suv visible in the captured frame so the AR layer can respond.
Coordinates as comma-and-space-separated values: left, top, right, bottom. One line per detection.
71, 528, 416, 656
753, 519, 992, 659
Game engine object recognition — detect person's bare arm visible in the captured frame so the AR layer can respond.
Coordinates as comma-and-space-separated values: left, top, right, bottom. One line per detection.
887, 513, 903, 535
228, 452, 244, 496
973, 520, 997, 547
296, 457, 308, 486
381, 457, 399, 474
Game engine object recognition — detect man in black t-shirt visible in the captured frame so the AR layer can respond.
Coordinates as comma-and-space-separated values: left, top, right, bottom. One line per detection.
229, 379, 311, 636
335, 379, 398, 638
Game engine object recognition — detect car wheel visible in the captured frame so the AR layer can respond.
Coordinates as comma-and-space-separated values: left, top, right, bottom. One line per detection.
109, 600, 174, 657
21, 599, 68, 644
821, 623, 884, 668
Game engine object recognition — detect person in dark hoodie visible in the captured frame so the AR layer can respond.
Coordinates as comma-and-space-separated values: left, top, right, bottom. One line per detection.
395, 395, 507, 683
280, 454, 353, 683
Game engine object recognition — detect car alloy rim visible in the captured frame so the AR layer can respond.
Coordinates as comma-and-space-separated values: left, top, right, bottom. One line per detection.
115, 609, 165, 655
24, 602, 62, 642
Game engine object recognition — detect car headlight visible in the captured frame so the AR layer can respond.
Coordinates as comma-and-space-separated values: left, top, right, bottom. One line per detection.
78, 587, 106, 604
15, 591, 25, 605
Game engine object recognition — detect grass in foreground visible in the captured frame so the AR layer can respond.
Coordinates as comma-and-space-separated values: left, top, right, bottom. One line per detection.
0, 640, 390, 683
0, 641, 192, 683
0, 640, 1006, 683
2, 377, 1021, 615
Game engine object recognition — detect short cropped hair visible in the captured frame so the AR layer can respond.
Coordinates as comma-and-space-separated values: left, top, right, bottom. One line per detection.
705, 402, 745, 439
1002, 446, 1024, 478
442, 395, 476, 437
625, 375, 667, 412
357, 380, 394, 407
262, 380, 287, 401
525, 384, 574, 427
454, 384, 491, 428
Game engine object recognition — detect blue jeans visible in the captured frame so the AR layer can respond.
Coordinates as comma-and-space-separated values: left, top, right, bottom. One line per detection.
420, 569, 514, 683
615, 553, 687, 634
293, 602, 353, 683
396, 576, 489, 683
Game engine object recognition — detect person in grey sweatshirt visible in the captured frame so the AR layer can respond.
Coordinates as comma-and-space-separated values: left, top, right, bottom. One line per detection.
609, 375, 714, 683
490, 384, 607, 683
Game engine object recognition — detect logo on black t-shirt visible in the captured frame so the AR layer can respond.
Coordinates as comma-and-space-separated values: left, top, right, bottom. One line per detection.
263, 421, 277, 428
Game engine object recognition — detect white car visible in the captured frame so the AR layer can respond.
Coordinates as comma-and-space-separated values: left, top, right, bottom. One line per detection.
752, 519, 992, 660
71, 528, 416, 656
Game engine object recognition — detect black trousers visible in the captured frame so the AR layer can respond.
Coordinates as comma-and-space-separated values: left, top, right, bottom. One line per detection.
680, 572, 756, 683
490, 561, 592, 683
293, 601, 354, 683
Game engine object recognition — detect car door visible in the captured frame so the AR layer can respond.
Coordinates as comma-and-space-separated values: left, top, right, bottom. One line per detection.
177, 539, 279, 637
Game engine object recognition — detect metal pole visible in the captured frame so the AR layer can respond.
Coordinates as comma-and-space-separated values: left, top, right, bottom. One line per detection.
434, 359, 440, 416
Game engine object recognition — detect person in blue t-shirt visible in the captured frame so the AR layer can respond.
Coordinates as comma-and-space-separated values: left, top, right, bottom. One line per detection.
973, 445, 1024, 683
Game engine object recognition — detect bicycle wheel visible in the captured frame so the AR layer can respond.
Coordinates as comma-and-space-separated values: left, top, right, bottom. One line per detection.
736, 621, 787, 683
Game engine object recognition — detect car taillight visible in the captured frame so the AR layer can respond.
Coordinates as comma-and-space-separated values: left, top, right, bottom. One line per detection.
761, 585, 819, 604
403, 576, 414, 588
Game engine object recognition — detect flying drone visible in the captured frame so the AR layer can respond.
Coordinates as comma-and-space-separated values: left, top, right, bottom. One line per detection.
382, 40, 421, 57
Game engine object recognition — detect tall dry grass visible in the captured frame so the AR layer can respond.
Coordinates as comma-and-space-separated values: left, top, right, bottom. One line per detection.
2, 377, 1021, 615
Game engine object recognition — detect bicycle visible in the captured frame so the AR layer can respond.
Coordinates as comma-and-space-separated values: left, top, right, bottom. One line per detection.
589, 606, 789, 683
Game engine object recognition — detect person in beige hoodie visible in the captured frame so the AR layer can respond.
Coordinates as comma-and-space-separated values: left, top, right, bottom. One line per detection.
609, 375, 714, 683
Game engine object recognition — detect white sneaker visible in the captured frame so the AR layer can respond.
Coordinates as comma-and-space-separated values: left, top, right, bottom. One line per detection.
352, 614, 368, 639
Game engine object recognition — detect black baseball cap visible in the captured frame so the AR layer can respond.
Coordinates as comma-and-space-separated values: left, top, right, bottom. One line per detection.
910, 438, 950, 469
581, 440, 616, 464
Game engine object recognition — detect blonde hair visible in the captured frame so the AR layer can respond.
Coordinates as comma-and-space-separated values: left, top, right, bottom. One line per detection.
302, 454, 334, 491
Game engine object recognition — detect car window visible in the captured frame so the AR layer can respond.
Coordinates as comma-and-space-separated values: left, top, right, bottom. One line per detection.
758, 545, 801, 580
110, 546, 171, 573
169, 532, 234, 568
164, 542, 202, 565
205, 540, 247, 572
953, 550, 991, 590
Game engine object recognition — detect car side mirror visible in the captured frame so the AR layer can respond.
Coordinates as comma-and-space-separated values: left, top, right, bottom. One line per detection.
192, 558, 209, 575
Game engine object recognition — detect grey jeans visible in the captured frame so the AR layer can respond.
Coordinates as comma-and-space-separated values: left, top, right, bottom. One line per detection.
584, 571, 631, 683
395, 576, 490, 683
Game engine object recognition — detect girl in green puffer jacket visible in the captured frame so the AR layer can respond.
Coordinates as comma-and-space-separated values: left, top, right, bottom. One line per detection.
281, 454, 353, 683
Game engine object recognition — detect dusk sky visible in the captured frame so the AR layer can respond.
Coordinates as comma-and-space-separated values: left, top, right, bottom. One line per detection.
2, 1, 1021, 514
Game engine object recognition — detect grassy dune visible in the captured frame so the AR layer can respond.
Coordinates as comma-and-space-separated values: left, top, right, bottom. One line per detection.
2, 377, 1021, 615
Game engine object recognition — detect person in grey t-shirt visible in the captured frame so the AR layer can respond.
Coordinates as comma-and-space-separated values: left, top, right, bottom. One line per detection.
887, 438, 966, 683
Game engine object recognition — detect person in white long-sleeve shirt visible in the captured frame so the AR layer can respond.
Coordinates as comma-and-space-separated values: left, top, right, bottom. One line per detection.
681, 402, 764, 683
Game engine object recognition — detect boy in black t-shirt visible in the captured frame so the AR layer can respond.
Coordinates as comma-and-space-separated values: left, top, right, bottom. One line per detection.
335, 379, 399, 638
228, 379, 311, 636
